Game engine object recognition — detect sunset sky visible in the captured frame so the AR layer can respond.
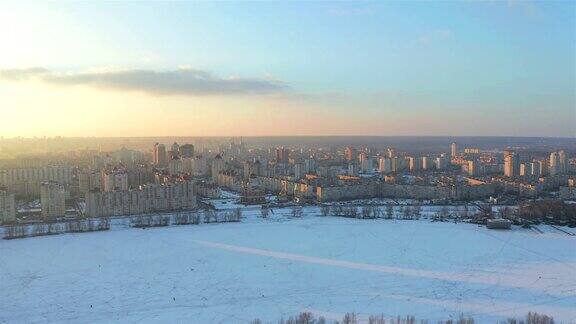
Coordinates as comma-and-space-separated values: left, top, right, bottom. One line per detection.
0, 1, 574, 137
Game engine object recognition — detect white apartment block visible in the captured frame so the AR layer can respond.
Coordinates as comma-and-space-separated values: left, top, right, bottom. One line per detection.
0, 189, 16, 223
378, 157, 392, 174
40, 181, 66, 220
102, 169, 129, 192
85, 180, 196, 218
78, 169, 102, 193
0, 166, 72, 196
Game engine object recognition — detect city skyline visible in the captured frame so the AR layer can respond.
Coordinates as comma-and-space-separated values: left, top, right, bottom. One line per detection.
0, 1, 575, 138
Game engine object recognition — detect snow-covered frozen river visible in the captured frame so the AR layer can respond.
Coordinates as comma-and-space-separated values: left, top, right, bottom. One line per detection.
1, 210, 575, 323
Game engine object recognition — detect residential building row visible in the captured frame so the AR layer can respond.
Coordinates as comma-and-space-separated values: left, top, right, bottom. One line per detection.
85, 179, 197, 218
0, 166, 73, 196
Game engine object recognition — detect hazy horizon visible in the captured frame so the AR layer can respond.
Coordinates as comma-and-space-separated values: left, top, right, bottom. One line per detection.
2, 135, 576, 139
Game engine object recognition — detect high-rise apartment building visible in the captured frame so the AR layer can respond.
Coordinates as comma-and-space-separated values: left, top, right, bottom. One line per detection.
408, 157, 421, 172
304, 159, 316, 173
168, 158, 183, 175
360, 158, 372, 173
193, 155, 209, 176
504, 151, 520, 178
467, 160, 478, 176
436, 154, 448, 170
275, 147, 290, 164
180, 144, 194, 158
211, 155, 225, 182
537, 160, 547, 176
392, 157, 407, 172
85, 180, 196, 218
549, 152, 559, 176
378, 157, 392, 174
294, 163, 304, 180
347, 163, 358, 176
40, 181, 66, 220
558, 150, 568, 174
344, 147, 357, 161
422, 156, 431, 170
0, 189, 16, 224
519, 163, 531, 177
530, 162, 540, 177
171, 142, 180, 156
102, 168, 129, 191
358, 152, 368, 163
153, 143, 167, 166
451, 142, 458, 157
78, 169, 102, 193
0, 166, 73, 197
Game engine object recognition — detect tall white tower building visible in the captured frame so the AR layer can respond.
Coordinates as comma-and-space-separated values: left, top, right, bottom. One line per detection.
451, 142, 458, 157
549, 152, 559, 176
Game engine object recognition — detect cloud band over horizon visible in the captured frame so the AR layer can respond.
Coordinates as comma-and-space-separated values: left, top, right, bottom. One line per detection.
0, 67, 288, 96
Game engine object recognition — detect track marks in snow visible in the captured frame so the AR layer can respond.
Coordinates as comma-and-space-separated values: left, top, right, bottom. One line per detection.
194, 240, 576, 297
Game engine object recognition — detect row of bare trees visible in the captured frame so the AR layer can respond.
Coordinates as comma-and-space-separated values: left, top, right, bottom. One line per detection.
207, 208, 242, 223
257, 204, 482, 222
518, 200, 576, 225
318, 204, 480, 222
4, 218, 110, 240
320, 204, 424, 220
131, 215, 171, 228
131, 208, 242, 228
259, 206, 303, 219
3, 225, 27, 239
251, 311, 552, 324
66, 218, 110, 232
174, 212, 201, 225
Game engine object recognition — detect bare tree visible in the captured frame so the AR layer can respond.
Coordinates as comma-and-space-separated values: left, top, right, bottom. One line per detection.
342, 313, 358, 324
101, 217, 110, 230
402, 205, 412, 220
291, 206, 303, 218
362, 206, 373, 219
499, 206, 514, 220
412, 203, 422, 219
348, 206, 358, 218
233, 207, 243, 221
190, 212, 197, 224
203, 210, 213, 223
331, 205, 343, 216
298, 312, 314, 324
385, 204, 394, 219
341, 206, 357, 218
438, 205, 450, 221
260, 206, 269, 219
368, 314, 386, 324
373, 206, 382, 218
526, 311, 554, 324
48, 223, 61, 235
4, 225, 27, 239
458, 205, 469, 219
175, 212, 189, 225
320, 205, 330, 217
